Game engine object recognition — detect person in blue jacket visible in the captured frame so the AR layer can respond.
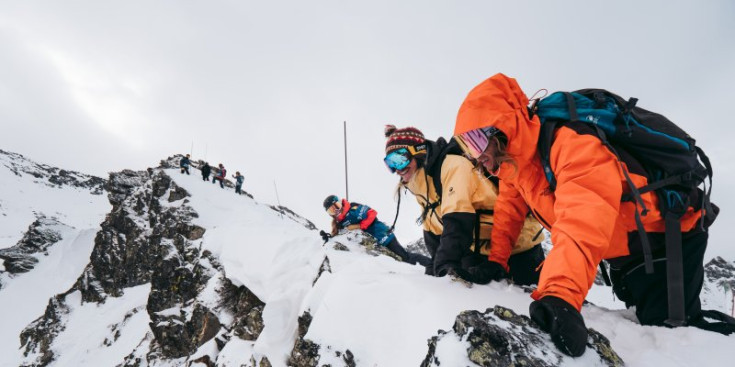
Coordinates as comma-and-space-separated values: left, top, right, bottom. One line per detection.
232, 171, 244, 194
323, 195, 430, 266
180, 154, 191, 175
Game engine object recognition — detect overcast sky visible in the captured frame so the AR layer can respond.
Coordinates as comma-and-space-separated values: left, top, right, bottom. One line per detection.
2, 0, 734, 259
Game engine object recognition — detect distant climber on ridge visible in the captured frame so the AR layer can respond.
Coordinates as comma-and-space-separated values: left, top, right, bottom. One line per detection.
323, 194, 431, 266
233, 171, 244, 194
213, 163, 226, 188
201, 162, 211, 182
180, 154, 191, 175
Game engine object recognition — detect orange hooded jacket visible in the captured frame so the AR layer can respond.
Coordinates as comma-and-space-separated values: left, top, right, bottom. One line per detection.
454, 74, 703, 310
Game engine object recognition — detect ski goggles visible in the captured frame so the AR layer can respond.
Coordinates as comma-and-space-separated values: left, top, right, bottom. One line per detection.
383, 144, 426, 173
326, 203, 340, 216
455, 126, 502, 159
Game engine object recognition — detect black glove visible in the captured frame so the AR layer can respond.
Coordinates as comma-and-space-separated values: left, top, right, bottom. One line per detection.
464, 261, 509, 284
529, 296, 588, 357
424, 262, 435, 276
319, 230, 331, 243
434, 262, 462, 277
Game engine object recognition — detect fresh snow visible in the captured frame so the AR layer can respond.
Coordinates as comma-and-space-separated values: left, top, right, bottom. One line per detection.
0, 152, 109, 250
166, 169, 735, 366
0, 159, 733, 367
163, 169, 327, 363
0, 227, 102, 367
49, 286, 151, 367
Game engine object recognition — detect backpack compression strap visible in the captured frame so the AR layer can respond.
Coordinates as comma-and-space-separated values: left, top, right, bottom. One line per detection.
539, 93, 656, 274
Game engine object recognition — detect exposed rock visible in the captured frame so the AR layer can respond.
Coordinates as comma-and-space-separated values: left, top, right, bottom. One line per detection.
217, 277, 266, 341
0, 149, 105, 194
357, 234, 402, 262
191, 355, 215, 367
269, 205, 318, 231
705, 256, 735, 290
288, 311, 320, 367
421, 305, 624, 367
313, 256, 332, 286
19, 292, 73, 367
150, 304, 221, 358
20, 168, 217, 364
405, 237, 431, 258
75, 169, 205, 303
0, 216, 70, 277
288, 311, 356, 367
249, 356, 273, 367
332, 243, 349, 251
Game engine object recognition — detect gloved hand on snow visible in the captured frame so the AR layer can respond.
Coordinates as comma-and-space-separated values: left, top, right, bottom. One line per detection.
529, 296, 588, 357
319, 230, 331, 243
464, 261, 509, 284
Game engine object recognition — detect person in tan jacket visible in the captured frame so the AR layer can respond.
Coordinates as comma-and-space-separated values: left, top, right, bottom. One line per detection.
383, 125, 545, 285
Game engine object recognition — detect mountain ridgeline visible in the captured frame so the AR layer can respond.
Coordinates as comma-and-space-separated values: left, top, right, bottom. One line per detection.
0, 151, 733, 366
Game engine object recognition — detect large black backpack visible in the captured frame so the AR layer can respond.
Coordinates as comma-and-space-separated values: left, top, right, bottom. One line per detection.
533, 89, 717, 327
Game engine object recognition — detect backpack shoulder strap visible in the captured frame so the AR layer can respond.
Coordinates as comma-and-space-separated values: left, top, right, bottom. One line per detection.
537, 119, 560, 192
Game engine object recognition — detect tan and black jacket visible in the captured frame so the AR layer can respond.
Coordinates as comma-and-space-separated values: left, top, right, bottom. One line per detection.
403, 138, 543, 273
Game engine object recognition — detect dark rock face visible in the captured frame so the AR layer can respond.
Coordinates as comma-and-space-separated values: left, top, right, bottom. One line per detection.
313, 256, 332, 286
269, 205, 318, 231
76, 169, 205, 303
705, 256, 735, 290
288, 312, 321, 367
19, 293, 73, 367
288, 311, 356, 367
0, 216, 69, 278
18, 168, 222, 365
421, 306, 624, 367
0, 148, 105, 194
217, 277, 266, 341
329, 232, 402, 262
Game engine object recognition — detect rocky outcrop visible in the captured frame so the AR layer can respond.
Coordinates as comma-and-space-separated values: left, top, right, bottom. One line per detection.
217, 277, 265, 341
17, 163, 273, 367
705, 256, 735, 290
406, 237, 430, 258
0, 216, 70, 278
330, 231, 402, 262
73, 169, 205, 303
288, 311, 355, 367
0, 148, 105, 194
421, 306, 624, 367
19, 292, 73, 367
269, 205, 317, 231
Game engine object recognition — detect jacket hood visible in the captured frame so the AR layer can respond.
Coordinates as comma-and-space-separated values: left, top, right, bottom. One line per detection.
423, 138, 446, 171
454, 73, 541, 169
336, 198, 350, 222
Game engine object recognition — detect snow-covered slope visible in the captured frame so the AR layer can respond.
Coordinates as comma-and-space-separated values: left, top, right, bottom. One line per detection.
0, 149, 106, 248
1, 153, 734, 367
0, 149, 109, 366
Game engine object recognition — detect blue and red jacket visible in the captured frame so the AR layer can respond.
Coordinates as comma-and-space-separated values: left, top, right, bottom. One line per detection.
335, 199, 395, 246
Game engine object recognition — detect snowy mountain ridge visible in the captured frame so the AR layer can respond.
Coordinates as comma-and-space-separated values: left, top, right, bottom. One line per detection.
0, 150, 734, 367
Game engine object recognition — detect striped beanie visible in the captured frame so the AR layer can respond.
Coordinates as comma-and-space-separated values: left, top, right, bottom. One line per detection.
384, 125, 425, 155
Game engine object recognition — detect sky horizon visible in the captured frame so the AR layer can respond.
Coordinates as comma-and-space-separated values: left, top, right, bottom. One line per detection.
2, 0, 734, 259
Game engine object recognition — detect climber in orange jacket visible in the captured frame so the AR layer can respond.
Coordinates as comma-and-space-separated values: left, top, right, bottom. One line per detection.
453, 73, 717, 357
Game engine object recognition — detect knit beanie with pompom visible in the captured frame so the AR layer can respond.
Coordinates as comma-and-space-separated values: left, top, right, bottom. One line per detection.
384, 125, 426, 155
